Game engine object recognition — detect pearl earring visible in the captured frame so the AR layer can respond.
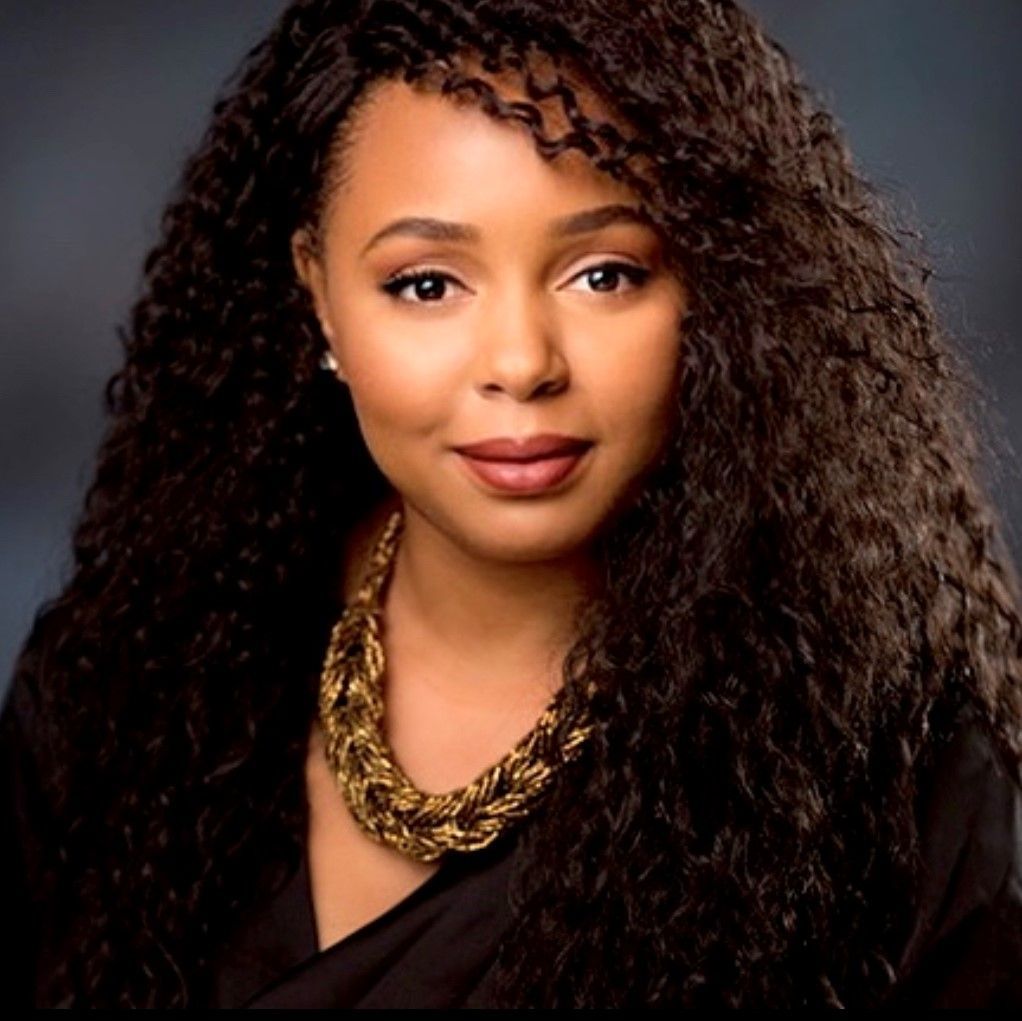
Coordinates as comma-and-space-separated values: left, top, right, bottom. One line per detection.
319, 350, 339, 373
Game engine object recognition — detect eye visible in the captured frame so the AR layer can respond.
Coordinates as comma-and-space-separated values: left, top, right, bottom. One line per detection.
378, 260, 652, 305
379, 268, 465, 304
567, 260, 651, 296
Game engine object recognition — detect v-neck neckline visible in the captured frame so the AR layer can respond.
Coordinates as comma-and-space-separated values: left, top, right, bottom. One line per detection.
299, 836, 462, 958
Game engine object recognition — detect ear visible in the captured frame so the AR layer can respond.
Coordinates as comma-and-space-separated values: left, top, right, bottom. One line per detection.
290, 228, 333, 340
291, 228, 346, 381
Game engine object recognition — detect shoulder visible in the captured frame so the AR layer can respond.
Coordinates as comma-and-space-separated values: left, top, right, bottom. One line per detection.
1, 673, 47, 835
890, 703, 1022, 1007
0, 675, 51, 1007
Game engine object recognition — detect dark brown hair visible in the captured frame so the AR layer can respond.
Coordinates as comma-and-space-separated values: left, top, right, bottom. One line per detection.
7, 0, 1021, 1007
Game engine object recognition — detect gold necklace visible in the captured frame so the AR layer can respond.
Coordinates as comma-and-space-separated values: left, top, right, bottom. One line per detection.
317, 507, 593, 863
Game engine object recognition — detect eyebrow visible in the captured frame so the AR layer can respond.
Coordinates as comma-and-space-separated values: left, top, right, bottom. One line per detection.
358, 202, 655, 257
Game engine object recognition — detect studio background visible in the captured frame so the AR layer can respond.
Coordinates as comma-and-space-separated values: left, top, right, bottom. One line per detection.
2, 0, 1020, 698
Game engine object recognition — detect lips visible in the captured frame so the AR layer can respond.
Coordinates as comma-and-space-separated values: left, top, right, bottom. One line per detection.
452, 434, 592, 461
452, 434, 594, 494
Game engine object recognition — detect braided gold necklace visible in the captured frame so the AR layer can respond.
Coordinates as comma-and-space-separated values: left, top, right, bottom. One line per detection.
317, 507, 594, 863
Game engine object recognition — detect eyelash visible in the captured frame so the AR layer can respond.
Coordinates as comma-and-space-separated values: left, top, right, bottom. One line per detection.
379, 260, 652, 304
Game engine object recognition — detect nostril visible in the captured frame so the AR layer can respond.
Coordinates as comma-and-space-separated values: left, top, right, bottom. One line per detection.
535, 377, 567, 398
479, 372, 568, 400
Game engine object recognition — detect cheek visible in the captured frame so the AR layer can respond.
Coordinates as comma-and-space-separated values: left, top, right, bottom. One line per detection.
592, 321, 681, 451
339, 328, 460, 450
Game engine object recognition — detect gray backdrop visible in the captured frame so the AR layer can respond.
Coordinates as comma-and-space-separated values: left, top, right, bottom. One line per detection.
3, 1, 1020, 695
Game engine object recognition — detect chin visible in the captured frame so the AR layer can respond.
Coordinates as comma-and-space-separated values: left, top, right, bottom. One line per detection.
461, 509, 604, 564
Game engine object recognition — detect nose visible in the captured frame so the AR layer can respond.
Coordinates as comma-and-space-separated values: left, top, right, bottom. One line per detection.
473, 286, 569, 401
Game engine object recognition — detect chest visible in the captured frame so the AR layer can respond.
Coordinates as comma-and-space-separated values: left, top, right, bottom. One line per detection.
304, 724, 439, 953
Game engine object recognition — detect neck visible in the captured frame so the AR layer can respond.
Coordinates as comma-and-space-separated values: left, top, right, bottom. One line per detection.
382, 499, 600, 696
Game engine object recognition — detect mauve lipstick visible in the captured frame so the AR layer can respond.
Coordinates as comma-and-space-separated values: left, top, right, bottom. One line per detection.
452, 433, 593, 494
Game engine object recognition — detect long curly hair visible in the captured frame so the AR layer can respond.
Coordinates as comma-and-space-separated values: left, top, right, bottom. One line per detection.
7, 0, 1021, 1007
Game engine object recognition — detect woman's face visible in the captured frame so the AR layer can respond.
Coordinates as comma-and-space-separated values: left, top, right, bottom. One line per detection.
292, 70, 688, 564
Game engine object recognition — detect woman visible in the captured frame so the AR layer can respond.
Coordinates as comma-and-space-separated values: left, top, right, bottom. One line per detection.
2, 0, 1020, 1008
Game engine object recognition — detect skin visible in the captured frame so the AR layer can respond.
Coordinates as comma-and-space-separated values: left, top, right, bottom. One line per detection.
291, 63, 689, 951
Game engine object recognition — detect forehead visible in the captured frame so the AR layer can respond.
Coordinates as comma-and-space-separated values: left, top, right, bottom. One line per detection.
323, 54, 644, 219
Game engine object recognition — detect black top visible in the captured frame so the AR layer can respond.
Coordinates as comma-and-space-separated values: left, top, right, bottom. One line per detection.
2, 688, 1021, 1007
208, 821, 520, 1008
